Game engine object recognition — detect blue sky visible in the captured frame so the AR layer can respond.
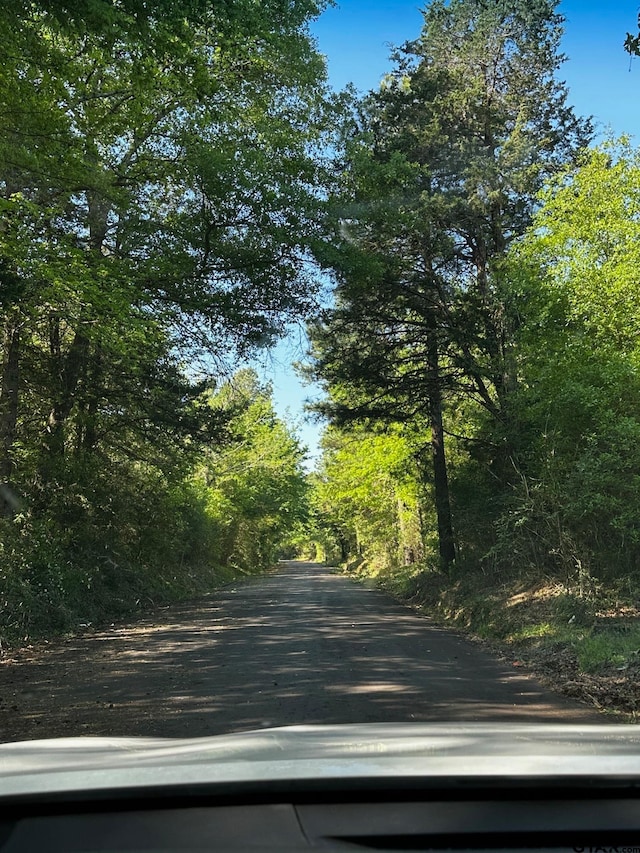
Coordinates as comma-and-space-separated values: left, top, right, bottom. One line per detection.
258, 0, 640, 466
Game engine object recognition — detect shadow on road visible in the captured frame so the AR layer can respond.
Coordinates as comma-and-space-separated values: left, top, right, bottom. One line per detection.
0, 562, 600, 741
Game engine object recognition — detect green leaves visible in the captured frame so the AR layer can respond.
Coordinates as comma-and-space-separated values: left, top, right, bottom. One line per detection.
308, 0, 591, 573
198, 369, 310, 570
487, 139, 640, 576
310, 425, 424, 569
516, 141, 640, 350
0, 0, 336, 626
0, 0, 334, 466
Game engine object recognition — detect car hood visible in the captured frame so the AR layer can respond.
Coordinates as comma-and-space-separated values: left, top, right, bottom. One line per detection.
1, 723, 640, 798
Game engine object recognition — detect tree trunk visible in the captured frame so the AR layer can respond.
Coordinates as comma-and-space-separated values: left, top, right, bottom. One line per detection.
74, 343, 102, 455
0, 314, 20, 514
45, 315, 90, 459
339, 534, 349, 562
426, 331, 456, 570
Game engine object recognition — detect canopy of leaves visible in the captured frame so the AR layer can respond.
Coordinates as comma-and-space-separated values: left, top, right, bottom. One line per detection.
310, 0, 592, 427
196, 369, 310, 570
0, 0, 334, 638
459, 139, 640, 581
308, 424, 424, 568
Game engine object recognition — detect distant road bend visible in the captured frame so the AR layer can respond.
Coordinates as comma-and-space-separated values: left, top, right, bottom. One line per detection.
0, 561, 598, 742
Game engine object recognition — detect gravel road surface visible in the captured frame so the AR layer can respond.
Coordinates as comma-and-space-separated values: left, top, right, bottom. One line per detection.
0, 561, 599, 742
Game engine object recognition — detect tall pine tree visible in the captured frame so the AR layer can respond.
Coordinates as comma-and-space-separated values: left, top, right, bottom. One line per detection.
309, 0, 591, 569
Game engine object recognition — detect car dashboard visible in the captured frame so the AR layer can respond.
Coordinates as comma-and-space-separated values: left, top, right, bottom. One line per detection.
2, 725, 640, 853
2, 775, 640, 853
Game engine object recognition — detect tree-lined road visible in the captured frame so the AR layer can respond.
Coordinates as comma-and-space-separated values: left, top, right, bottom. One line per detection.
0, 562, 598, 742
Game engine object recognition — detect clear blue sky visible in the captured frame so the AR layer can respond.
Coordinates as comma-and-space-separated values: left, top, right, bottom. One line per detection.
258, 0, 640, 467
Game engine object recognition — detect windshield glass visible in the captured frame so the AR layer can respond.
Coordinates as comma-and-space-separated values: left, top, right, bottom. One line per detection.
0, 0, 638, 746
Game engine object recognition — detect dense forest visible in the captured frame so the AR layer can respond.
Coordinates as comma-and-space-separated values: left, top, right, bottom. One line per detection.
0, 0, 331, 641
2, 0, 640, 679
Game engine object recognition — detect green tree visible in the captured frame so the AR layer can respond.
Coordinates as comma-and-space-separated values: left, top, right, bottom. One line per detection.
495, 140, 640, 579
0, 1, 335, 639
198, 369, 310, 571
0, 0, 332, 496
309, 425, 424, 571
308, 0, 591, 569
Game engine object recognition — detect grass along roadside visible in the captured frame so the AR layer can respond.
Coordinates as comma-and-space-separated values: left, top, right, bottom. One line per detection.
0, 557, 275, 656
340, 558, 640, 721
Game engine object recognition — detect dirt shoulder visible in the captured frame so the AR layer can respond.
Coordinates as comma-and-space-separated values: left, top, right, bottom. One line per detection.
508, 640, 640, 719
348, 562, 640, 722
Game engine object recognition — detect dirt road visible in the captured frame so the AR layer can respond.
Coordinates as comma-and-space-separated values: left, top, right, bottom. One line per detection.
0, 562, 599, 742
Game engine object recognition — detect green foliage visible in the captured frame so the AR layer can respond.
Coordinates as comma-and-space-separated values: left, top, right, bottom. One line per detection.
575, 629, 640, 674
0, 370, 308, 645
307, 0, 590, 571
304, 425, 425, 570
487, 141, 640, 579
194, 370, 310, 573
327, 138, 640, 596
0, 0, 333, 471
0, 1, 332, 646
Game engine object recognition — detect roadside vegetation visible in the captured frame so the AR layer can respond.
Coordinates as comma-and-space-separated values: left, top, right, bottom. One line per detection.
0, 365, 310, 645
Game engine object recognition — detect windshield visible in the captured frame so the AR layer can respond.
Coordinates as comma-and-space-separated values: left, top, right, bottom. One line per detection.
0, 0, 638, 747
